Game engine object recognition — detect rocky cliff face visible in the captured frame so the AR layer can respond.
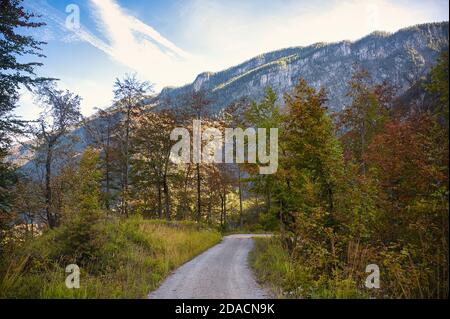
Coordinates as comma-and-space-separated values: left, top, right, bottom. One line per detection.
158, 22, 449, 112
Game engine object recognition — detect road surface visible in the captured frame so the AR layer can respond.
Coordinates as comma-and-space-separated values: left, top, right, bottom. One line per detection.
148, 234, 271, 299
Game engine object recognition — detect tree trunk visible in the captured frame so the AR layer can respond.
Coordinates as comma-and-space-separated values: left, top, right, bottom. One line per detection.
220, 194, 224, 227
163, 174, 171, 220
280, 199, 285, 239
267, 186, 272, 213
238, 166, 243, 229
327, 184, 334, 214
45, 145, 54, 228
196, 163, 201, 222
207, 193, 212, 223
223, 190, 227, 230
361, 119, 366, 176
156, 177, 163, 219
182, 165, 191, 220
105, 126, 111, 210
123, 106, 131, 217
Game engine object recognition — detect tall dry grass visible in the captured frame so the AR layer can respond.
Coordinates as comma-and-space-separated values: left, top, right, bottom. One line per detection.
0, 217, 221, 298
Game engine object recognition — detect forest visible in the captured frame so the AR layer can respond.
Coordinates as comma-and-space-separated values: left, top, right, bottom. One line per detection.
0, 0, 448, 299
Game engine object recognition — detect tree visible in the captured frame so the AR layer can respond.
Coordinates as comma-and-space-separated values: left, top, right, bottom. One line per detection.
32, 83, 82, 228
215, 164, 234, 230
131, 110, 176, 220
85, 107, 121, 210
0, 0, 47, 237
265, 78, 346, 266
283, 79, 343, 220
222, 98, 250, 229
184, 89, 211, 222
336, 67, 393, 175
365, 114, 448, 298
335, 68, 396, 238
59, 147, 104, 265
242, 88, 282, 226
426, 50, 449, 131
113, 74, 152, 217
0, 0, 48, 147
0, 156, 17, 253
11, 177, 45, 238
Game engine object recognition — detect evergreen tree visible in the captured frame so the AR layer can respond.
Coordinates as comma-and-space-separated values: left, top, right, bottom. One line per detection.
0, 0, 46, 253
60, 147, 104, 265
1, 0, 48, 147
0, 0, 47, 236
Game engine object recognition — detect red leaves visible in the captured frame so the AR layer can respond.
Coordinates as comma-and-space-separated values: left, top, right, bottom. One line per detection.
365, 114, 448, 203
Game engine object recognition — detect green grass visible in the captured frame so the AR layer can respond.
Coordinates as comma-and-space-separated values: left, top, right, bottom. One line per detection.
0, 217, 222, 299
249, 237, 367, 299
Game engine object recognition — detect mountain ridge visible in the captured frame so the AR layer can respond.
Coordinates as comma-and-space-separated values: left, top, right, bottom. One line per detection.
156, 21, 448, 112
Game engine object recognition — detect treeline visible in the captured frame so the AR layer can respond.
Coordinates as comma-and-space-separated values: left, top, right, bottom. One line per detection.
5, 79, 252, 231
247, 56, 449, 298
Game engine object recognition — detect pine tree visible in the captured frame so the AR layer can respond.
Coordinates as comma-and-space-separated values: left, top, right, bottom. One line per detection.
60, 147, 104, 265
0, 0, 47, 237
1, 0, 48, 147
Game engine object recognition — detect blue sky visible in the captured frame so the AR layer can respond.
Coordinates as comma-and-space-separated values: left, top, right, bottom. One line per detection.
16, 0, 449, 119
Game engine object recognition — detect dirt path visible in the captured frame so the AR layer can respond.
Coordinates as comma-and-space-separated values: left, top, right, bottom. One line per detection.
148, 234, 271, 299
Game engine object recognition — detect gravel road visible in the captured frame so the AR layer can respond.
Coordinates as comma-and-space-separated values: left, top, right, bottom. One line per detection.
148, 234, 271, 299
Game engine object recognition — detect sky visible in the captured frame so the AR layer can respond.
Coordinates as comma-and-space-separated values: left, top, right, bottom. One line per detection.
15, 0, 449, 120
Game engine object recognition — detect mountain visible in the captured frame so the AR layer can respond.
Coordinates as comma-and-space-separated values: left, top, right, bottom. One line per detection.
156, 21, 448, 112
12, 22, 449, 172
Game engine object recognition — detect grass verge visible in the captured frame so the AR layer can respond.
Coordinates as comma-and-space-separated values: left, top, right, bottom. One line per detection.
249, 237, 367, 299
0, 217, 222, 298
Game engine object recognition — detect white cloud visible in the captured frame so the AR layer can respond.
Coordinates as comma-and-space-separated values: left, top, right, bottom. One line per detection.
59, 78, 115, 115
25, 0, 205, 90
87, 0, 206, 89
25, 0, 113, 55
176, 0, 449, 70
16, 88, 40, 122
